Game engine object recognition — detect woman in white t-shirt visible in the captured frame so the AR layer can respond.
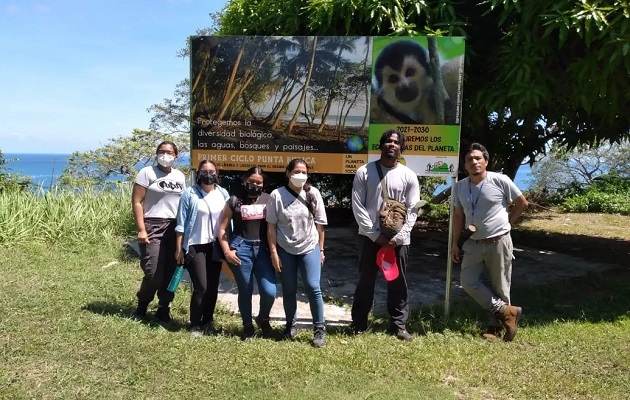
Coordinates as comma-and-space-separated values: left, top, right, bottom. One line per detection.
131, 141, 186, 322
175, 160, 229, 337
266, 158, 328, 347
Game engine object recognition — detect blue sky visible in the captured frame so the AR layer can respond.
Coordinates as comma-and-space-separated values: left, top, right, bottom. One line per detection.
0, 0, 229, 154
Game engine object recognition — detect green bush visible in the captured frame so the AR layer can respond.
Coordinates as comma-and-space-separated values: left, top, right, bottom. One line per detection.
562, 190, 630, 215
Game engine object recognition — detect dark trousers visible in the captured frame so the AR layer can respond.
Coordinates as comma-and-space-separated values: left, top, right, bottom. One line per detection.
137, 218, 177, 307
186, 243, 223, 327
351, 235, 409, 330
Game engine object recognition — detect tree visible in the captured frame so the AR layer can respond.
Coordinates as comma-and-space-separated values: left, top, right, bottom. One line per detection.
215, 0, 630, 179
530, 140, 630, 193
0, 149, 31, 193
58, 129, 189, 188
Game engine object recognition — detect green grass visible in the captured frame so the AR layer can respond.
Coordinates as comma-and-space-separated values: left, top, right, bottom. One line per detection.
1, 190, 629, 399
1, 240, 629, 399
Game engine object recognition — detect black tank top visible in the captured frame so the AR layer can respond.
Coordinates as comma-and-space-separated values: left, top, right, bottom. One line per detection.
228, 192, 270, 241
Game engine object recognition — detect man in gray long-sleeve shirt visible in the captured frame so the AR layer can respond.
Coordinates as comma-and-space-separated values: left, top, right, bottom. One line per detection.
350, 130, 421, 341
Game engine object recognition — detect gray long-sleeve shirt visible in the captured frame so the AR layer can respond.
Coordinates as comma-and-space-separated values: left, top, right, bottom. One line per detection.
351, 161, 421, 245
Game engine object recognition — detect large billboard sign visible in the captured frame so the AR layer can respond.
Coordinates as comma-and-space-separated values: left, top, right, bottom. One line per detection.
190, 36, 464, 176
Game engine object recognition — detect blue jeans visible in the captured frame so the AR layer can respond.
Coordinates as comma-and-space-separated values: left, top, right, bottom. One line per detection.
277, 245, 325, 327
227, 236, 277, 326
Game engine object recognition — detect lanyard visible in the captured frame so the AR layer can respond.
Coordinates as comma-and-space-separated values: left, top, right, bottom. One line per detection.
468, 178, 486, 218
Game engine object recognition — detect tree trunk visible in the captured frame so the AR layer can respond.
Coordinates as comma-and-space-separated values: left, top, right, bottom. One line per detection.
285, 37, 318, 135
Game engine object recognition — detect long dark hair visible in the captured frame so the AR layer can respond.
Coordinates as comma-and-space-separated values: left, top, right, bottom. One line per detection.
286, 158, 316, 217
195, 159, 219, 185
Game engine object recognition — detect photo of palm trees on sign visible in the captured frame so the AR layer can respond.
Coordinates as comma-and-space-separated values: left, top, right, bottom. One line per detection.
191, 36, 370, 154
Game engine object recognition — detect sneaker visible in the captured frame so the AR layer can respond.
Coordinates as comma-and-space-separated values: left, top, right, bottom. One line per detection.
482, 326, 503, 341
495, 305, 522, 342
189, 326, 203, 338
283, 324, 297, 340
242, 324, 255, 341
131, 302, 149, 320
255, 315, 273, 337
391, 328, 413, 341
155, 306, 172, 323
312, 326, 326, 348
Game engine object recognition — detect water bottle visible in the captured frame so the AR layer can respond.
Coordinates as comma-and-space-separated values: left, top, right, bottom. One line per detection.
167, 265, 185, 292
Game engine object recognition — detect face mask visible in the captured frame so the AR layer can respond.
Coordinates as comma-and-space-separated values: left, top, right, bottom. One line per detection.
289, 173, 308, 188
199, 170, 218, 185
245, 182, 263, 197
157, 154, 175, 168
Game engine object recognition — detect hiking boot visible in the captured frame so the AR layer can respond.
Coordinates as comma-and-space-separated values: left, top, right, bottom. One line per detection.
283, 324, 297, 340
391, 328, 414, 341
189, 326, 203, 338
482, 326, 503, 341
312, 326, 326, 348
495, 305, 522, 342
241, 324, 255, 341
255, 315, 274, 337
131, 302, 149, 320
155, 306, 172, 323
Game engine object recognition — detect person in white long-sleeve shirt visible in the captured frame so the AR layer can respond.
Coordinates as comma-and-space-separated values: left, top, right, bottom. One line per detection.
350, 130, 421, 341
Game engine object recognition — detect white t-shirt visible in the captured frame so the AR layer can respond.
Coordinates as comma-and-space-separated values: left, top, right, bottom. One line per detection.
134, 166, 186, 219
188, 188, 226, 246
453, 171, 522, 239
266, 186, 327, 255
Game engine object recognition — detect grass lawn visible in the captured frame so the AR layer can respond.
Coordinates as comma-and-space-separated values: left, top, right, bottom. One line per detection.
1, 213, 629, 399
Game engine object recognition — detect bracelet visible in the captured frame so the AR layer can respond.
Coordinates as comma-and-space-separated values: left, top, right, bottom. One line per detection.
320, 249, 325, 252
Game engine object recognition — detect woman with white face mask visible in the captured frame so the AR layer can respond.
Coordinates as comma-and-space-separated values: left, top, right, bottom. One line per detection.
266, 158, 328, 347
131, 141, 186, 322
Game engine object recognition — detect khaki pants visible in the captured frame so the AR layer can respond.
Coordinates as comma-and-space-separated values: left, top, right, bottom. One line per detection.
460, 234, 513, 324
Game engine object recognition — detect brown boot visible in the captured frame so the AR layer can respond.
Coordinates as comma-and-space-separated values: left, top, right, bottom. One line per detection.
482, 326, 503, 341
496, 305, 522, 342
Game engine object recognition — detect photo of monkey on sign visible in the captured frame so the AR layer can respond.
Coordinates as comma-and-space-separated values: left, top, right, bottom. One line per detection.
370, 37, 464, 126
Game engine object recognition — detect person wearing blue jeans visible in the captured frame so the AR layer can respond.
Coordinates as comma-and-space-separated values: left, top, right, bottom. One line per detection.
276, 244, 324, 331
267, 158, 328, 348
218, 166, 277, 340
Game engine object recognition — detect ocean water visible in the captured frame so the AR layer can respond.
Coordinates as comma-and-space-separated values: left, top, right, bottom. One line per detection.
3, 153, 532, 191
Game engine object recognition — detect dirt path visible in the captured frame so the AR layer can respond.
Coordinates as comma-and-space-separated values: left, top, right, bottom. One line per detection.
215, 227, 620, 329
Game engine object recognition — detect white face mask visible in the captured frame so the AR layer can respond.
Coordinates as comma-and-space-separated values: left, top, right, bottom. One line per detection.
289, 173, 308, 188
157, 154, 175, 168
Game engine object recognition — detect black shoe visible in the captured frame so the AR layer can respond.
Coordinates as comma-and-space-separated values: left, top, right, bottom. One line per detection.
255, 315, 274, 337
241, 324, 255, 341
131, 302, 149, 320
347, 323, 367, 336
155, 306, 172, 323
283, 324, 297, 340
312, 326, 326, 348
391, 328, 413, 341
201, 320, 217, 335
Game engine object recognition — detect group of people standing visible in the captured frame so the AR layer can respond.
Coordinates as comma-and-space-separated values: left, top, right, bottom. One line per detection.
130, 132, 528, 347
131, 141, 327, 347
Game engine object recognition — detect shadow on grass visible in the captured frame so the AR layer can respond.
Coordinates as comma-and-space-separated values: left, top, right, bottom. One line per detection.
82, 301, 188, 332
512, 229, 629, 267
405, 267, 630, 337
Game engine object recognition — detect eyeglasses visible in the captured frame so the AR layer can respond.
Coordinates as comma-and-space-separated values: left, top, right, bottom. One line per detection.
157, 150, 175, 156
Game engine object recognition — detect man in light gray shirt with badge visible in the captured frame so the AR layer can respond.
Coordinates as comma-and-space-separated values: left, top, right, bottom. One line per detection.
451, 142, 528, 342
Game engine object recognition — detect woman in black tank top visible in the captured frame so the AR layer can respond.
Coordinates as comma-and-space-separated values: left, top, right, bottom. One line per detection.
217, 166, 276, 340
